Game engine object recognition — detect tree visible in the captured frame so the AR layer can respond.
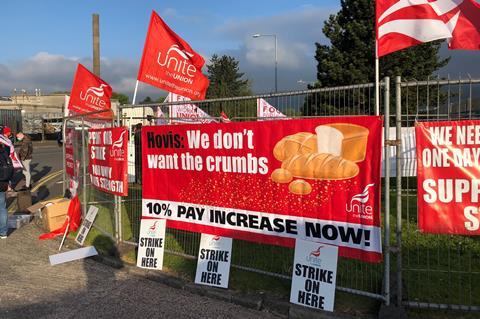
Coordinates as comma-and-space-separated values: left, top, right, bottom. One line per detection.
304, 0, 450, 116
140, 96, 153, 104
111, 92, 129, 105
206, 55, 252, 99
313, 0, 449, 88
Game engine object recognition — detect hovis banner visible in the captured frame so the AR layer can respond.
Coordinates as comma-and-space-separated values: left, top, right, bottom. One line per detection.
88, 127, 128, 196
137, 11, 209, 100
68, 64, 113, 119
141, 116, 383, 262
416, 120, 480, 234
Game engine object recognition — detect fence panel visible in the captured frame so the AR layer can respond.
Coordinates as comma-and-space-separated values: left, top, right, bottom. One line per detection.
119, 83, 387, 301
399, 78, 480, 311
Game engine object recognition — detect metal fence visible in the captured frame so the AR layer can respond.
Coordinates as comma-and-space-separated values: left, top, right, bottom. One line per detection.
63, 76, 480, 312
117, 82, 388, 303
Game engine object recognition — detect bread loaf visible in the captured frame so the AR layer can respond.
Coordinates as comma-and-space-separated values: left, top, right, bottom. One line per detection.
271, 168, 293, 184
316, 124, 369, 163
289, 179, 312, 195
273, 132, 317, 161
281, 153, 359, 180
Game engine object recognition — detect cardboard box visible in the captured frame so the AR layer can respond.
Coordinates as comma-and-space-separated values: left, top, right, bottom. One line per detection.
27, 198, 71, 232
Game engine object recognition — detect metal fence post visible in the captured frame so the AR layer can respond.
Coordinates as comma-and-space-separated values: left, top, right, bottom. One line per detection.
115, 108, 122, 243
383, 76, 391, 306
395, 76, 403, 307
62, 119, 67, 195
81, 117, 87, 216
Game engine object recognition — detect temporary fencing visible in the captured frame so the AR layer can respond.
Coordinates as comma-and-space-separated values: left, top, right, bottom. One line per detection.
63, 76, 480, 312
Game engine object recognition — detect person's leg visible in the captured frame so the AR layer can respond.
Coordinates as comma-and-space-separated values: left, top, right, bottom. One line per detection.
22, 159, 31, 188
0, 191, 7, 237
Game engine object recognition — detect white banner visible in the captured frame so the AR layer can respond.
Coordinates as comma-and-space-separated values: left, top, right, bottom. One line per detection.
290, 240, 338, 312
256, 98, 288, 120
168, 93, 216, 124
382, 127, 417, 177
195, 234, 232, 288
75, 205, 99, 246
136, 218, 167, 270
142, 200, 382, 254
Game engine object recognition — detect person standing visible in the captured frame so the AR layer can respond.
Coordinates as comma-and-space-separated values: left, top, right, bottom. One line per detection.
0, 142, 14, 239
16, 132, 33, 190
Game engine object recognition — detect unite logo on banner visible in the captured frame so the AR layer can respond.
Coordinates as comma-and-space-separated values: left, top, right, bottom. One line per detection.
345, 183, 375, 220
68, 64, 113, 119
137, 11, 210, 100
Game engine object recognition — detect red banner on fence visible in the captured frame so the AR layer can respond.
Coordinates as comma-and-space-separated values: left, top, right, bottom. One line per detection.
88, 127, 128, 196
417, 120, 480, 235
141, 116, 383, 262
68, 64, 113, 119
137, 11, 209, 100
65, 128, 76, 177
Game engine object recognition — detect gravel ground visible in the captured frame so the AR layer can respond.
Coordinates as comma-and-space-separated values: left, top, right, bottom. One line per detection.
0, 223, 280, 319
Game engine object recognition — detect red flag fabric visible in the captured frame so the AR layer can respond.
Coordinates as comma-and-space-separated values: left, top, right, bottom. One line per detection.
446, 0, 480, 50
39, 196, 82, 240
68, 64, 113, 119
220, 111, 231, 123
137, 11, 210, 100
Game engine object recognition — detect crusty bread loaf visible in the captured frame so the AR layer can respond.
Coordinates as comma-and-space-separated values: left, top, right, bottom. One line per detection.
273, 132, 317, 161
281, 153, 359, 180
289, 179, 312, 195
271, 168, 293, 184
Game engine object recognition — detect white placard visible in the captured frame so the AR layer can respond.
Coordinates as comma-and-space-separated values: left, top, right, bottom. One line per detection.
50, 246, 98, 265
136, 219, 166, 270
75, 205, 99, 246
194, 234, 232, 288
290, 239, 338, 312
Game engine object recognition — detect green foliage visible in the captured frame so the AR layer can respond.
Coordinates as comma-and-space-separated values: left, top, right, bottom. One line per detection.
111, 92, 130, 105
314, 0, 449, 88
206, 54, 252, 99
140, 96, 153, 104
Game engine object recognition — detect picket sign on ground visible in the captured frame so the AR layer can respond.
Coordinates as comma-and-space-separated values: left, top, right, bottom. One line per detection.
49, 246, 98, 266
136, 219, 167, 270
75, 205, 99, 246
290, 239, 339, 312
194, 234, 232, 289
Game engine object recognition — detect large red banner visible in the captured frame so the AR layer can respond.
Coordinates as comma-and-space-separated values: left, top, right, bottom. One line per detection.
65, 128, 76, 178
141, 117, 383, 262
68, 64, 113, 119
88, 127, 128, 196
137, 11, 209, 100
417, 120, 480, 234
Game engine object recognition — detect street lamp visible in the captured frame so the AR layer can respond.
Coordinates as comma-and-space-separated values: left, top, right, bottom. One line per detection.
252, 33, 277, 93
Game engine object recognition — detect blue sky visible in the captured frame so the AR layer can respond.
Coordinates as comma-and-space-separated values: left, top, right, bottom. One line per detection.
0, 1, 479, 99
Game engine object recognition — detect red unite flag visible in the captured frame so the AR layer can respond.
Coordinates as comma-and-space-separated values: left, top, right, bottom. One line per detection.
220, 111, 231, 123
376, 0, 480, 57
137, 11, 210, 100
68, 64, 113, 119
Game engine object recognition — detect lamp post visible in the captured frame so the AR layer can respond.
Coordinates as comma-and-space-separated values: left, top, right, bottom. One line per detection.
252, 34, 277, 93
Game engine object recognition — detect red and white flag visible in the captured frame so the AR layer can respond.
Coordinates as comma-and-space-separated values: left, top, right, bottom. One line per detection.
220, 111, 231, 123
167, 93, 216, 124
376, 0, 468, 57
0, 135, 22, 169
68, 64, 113, 119
446, 0, 480, 50
156, 105, 168, 125
257, 98, 289, 120
137, 11, 210, 100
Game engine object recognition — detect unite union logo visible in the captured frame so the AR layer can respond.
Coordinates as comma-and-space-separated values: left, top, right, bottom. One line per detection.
345, 184, 375, 219
112, 130, 126, 149
157, 44, 197, 84
147, 221, 158, 236
209, 235, 222, 248
306, 245, 324, 267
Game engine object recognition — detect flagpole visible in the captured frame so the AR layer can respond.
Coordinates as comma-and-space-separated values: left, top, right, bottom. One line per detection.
132, 80, 139, 105
375, 40, 380, 116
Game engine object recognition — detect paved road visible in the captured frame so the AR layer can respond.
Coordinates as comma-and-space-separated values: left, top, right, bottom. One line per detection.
0, 223, 279, 319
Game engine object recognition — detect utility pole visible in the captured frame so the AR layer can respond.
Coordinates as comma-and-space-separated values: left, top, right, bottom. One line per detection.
92, 13, 100, 76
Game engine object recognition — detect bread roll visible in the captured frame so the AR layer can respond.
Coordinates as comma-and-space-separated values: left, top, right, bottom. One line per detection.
282, 153, 359, 180
273, 132, 317, 161
271, 168, 293, 184
289, 179, 312, 195
317, 123, 369, 163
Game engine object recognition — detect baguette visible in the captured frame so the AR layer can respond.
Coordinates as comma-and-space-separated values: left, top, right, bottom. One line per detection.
273, 132, 317, 161
281, 153, 359, 180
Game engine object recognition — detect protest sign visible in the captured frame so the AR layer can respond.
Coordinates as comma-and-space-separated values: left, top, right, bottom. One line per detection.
65, 128, 75, 177
417, 120, 480, 234
257, 98, 288, 120
195, 234, 232, 288
142, 116, 383, 262
88, 127, 128, 196
137, 219, 166, 270
290, 240, 338, 312
75, 205, 99, 246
